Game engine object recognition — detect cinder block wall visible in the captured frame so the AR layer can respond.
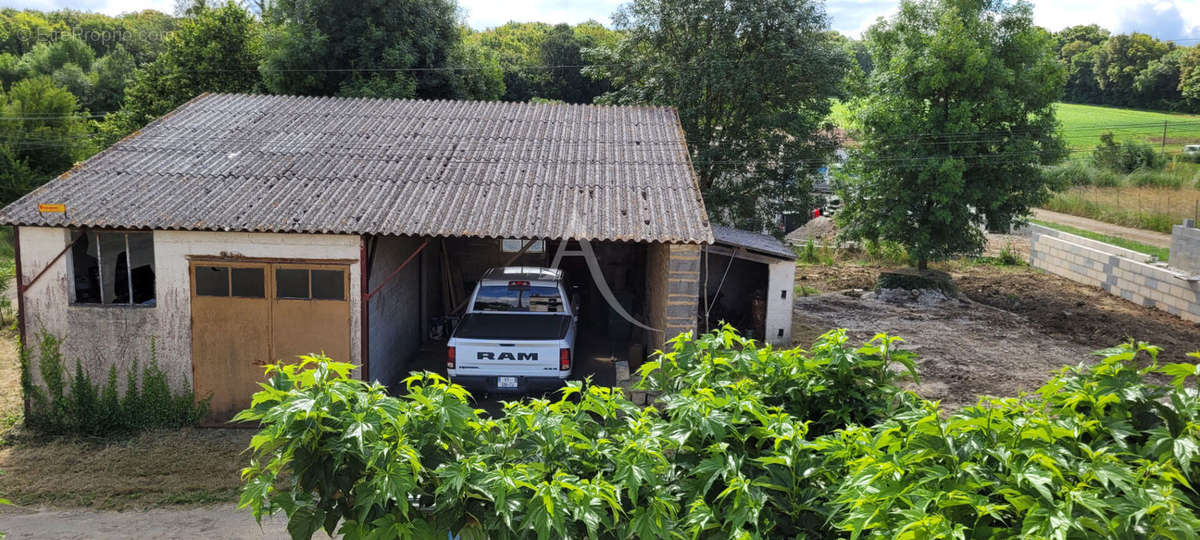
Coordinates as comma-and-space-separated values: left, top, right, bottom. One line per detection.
1030, 224, 1154, 263
1030, 228, 1200, 322
666, 244, 701, 339
1170, 223, 1200, 275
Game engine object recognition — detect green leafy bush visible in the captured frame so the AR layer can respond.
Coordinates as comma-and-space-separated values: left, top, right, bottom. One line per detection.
832, 343, 1200, 538
237, 330, 916, 539
20, 332, 208, 436
1092, 132, 1167, 173
238, 331, 1200, 539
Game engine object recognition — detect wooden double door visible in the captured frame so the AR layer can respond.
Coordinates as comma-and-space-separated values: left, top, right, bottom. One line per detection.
190, 260, 351, 421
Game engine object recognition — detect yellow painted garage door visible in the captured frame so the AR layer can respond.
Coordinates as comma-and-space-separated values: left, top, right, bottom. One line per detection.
191, 260, 351, 422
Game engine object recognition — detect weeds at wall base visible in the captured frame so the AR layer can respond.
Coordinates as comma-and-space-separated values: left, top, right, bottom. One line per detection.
18, 332, 208, 437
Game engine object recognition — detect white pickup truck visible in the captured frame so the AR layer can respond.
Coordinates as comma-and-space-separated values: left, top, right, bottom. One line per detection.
447, 267, 577, 393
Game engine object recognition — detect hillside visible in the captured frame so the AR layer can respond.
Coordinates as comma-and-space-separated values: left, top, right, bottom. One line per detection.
1055, 103, 1200, 155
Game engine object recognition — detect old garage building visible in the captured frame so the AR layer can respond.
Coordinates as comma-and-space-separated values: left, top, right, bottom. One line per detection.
1, 93, 792, 419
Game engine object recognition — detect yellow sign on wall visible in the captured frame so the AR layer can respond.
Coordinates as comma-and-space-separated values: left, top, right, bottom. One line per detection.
37, 203, 65, 213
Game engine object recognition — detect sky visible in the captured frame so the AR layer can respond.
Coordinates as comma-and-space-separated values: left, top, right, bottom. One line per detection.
4, 0, 1200, 42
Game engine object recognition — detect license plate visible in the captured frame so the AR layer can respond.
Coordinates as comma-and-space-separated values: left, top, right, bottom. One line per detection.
497, 376, 518, 388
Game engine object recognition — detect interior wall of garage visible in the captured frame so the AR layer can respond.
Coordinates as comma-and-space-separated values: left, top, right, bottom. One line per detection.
701, 254, 769, 339
17, 226, 361, 393
366, 235, 426, 389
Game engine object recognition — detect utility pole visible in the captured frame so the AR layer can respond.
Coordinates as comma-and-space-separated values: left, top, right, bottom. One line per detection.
1163, 120, 1168, 157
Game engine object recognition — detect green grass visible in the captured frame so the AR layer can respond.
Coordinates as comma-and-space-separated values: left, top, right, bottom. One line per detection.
1055, 103, 1200, 155
827, 102, 1200, 157
1031, 219, 1169, 261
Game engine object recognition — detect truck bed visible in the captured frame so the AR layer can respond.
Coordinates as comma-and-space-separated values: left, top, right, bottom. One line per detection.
453, 313, 572, 341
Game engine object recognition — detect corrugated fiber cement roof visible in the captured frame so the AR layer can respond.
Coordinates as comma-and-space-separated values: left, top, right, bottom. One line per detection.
0, 93, 712, 243
712, 225, 796, 260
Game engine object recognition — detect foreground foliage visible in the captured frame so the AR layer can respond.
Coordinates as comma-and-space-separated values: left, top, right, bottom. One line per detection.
239, 329, 1200, 539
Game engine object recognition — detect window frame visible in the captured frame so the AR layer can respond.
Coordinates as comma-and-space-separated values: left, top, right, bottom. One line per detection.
68, 229, 157, 308
272, 263, 348, 302
501, 238, 545, 254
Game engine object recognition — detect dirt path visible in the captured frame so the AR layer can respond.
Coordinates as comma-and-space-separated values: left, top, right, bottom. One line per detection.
0, 503, 311, 539
1032, 208, 1172, 248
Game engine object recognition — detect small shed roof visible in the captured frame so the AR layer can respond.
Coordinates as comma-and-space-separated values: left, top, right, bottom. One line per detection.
0, 93, 712, 244
711, 225, 795, 260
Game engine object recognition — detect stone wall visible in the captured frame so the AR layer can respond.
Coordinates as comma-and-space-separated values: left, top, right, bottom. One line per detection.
1030, 226, 1200, 323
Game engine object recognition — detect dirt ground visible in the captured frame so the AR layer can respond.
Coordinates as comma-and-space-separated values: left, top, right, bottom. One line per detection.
793, 247, 1200, 409
0, 503, 299, 539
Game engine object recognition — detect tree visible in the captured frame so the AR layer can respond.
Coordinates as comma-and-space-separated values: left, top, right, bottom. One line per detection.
838, 0, 1067, 270
89, 44, 136, 112
1053, 24, 1108, 53
112, 2, 260, 136
537, 23, 610, 104
1134, 48, 1185, 111
445, 32, 505, 101
590, 0, 847, 230
1094, 33, 1172, 106
260, 0, 458, 99
1060, 42, 1104, 103
0, 76, 94, 203
1179, 46, 1200, 112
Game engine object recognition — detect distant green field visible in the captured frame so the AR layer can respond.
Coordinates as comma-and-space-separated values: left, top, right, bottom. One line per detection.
1054, 103, 1200, 156
828, 101, 1200, 158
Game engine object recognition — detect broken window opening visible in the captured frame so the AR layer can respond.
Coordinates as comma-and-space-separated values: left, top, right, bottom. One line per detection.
70, 230, 156, 306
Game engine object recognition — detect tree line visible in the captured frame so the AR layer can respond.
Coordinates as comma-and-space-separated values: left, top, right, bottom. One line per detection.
0, 0, 1189, 261
1053, 24, 1200, 112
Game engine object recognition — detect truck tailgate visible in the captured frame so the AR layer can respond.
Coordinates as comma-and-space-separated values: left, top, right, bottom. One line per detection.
453, 339, 565, 376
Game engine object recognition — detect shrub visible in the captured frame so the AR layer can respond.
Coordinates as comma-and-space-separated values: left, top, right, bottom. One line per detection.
237, 329, 917, 539
19, 332, 208, 436
997, 242, 1024, 265
1092, 132, 1166, 173
832, 343, 1200, 538
1127, 168, 1185, 189
238, 332, 1200, 539
1043, 161, 1121, 188
798, 239, 819, 264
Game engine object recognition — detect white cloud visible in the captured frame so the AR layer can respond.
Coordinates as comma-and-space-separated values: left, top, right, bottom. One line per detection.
828, 0, 1200, 41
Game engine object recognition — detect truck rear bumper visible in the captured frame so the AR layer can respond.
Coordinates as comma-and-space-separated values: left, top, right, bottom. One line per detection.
450, 374, 570, 395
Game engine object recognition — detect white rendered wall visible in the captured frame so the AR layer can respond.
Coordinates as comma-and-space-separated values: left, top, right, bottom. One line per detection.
765, 259, 796, 346
18, 227, 361, 392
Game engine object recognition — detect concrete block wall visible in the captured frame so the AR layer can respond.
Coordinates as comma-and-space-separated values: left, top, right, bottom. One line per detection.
1030, 229, 1200, 323
1030, 224, 1154, 263
666, 244, 701, 340
1170, 222, 1200, 275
